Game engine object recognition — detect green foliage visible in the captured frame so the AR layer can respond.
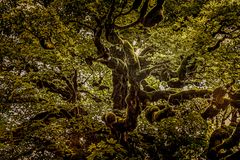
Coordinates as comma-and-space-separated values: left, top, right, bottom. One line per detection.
0, 0, 239, 159
87, 138, 127, 160
136, 111, 208, 159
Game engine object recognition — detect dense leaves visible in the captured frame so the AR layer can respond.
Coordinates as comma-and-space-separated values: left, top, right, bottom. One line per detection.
0, 0, 239, 159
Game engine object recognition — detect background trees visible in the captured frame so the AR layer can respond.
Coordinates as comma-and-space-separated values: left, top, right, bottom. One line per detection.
0, 0, 239, 159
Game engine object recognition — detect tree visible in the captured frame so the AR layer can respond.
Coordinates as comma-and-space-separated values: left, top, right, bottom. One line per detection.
0, 0, 239, 159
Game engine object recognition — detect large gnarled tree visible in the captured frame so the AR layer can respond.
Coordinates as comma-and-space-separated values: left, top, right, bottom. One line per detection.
0, 0, 239, 159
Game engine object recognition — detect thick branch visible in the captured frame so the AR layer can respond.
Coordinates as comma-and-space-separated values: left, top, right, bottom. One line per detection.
145, 106, 175, 123
168, 89, 212, 105
139, 89, 212, 105
125, 85, 141, 131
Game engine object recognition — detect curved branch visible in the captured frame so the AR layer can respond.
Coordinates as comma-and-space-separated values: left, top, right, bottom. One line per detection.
114, 0, 149, 29
136, 65, 162, 82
